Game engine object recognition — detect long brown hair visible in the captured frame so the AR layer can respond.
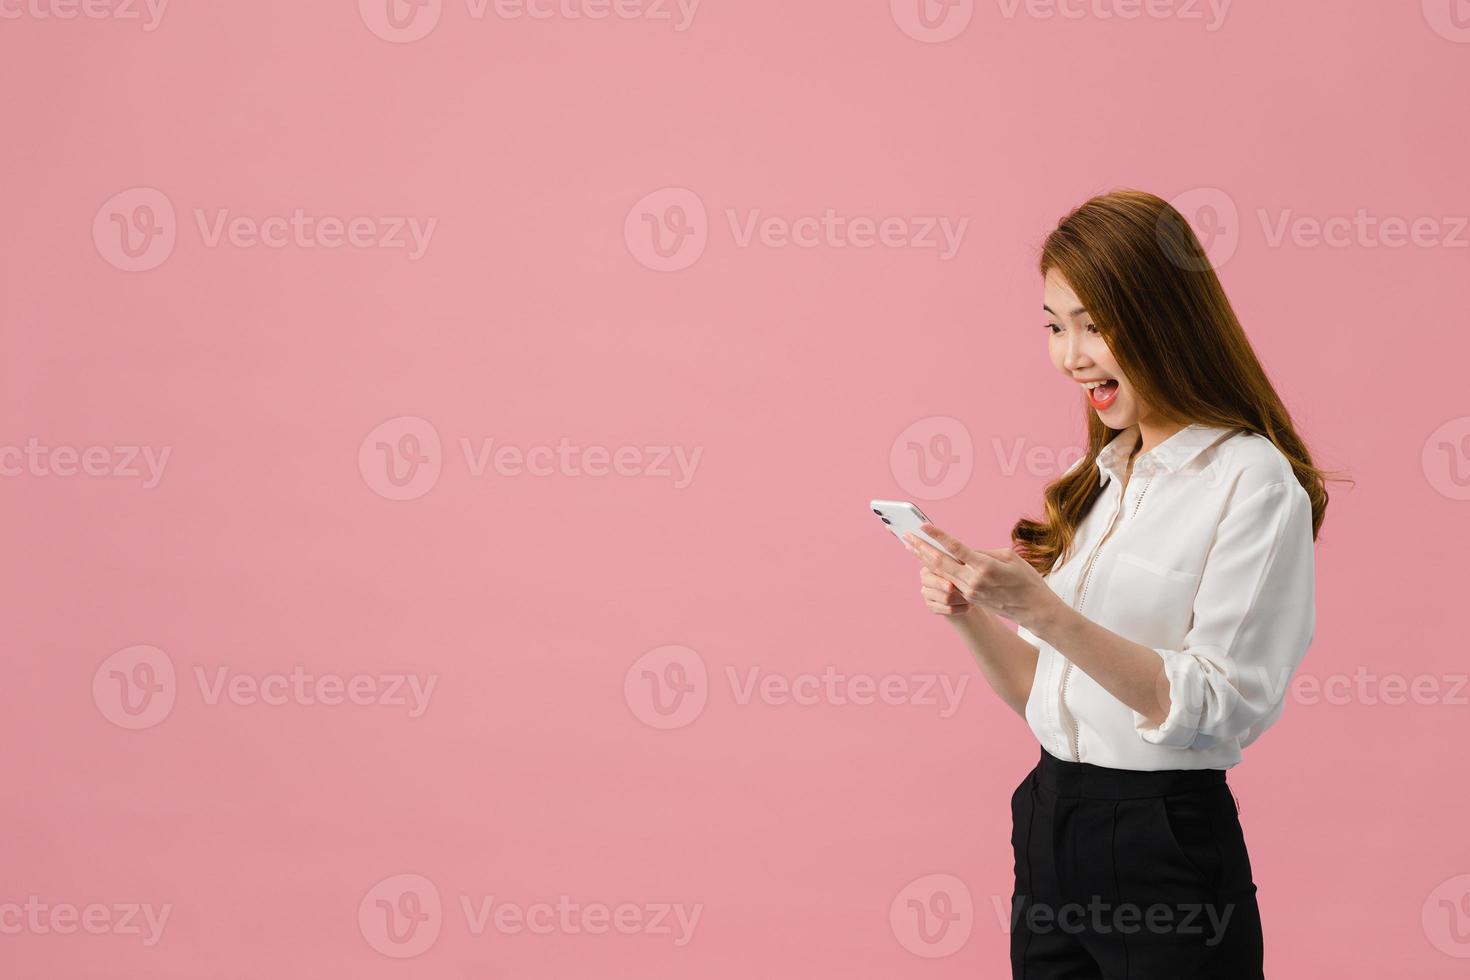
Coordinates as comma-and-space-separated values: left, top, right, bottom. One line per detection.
1011, 189, 1348, 576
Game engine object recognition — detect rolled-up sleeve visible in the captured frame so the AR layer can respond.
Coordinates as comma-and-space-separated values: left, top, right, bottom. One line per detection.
1133, 479, 1316, 749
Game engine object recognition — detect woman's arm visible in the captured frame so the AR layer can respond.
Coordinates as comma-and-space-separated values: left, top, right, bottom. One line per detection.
916, 562, 1039, 716
911, 532, 1165, 723
1036, 480, 1317, 747
1027, 604, 1170, 726
945, 604, 1041, 718
911, 479, 1316, 749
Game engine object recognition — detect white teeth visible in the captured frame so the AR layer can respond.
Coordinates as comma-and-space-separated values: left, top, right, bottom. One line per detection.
1083, 380, 1113, 389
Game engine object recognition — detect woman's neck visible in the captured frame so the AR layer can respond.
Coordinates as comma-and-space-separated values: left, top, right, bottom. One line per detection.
1135, 418, 1187, 457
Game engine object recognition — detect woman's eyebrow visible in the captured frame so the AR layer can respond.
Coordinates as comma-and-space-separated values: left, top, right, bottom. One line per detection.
1043, 305, 1088, 316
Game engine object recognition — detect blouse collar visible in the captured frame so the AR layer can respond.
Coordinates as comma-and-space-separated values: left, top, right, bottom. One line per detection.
1095, 422, 1238, 485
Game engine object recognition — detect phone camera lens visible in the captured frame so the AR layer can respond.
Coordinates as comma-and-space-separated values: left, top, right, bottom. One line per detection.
881, 517, 892, 525
872, 509, 883, 516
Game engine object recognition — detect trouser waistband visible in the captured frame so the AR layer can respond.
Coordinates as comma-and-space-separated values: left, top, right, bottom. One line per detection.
1034, 747, 1227, 799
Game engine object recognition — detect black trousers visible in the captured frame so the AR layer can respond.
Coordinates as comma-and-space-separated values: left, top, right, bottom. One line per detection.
1010, 748, 1264, 978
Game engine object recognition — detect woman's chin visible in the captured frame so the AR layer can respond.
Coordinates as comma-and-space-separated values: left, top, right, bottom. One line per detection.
1094, 403, 1139, 428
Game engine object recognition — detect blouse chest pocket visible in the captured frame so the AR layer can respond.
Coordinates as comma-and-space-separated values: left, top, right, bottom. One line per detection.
1102, 550, 1201, 648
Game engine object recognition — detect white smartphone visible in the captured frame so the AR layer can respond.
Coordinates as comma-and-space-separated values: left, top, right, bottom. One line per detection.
869, 499, 960, 560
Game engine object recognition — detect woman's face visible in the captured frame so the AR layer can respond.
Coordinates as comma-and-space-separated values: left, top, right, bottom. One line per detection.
1043, 268, 1151, 430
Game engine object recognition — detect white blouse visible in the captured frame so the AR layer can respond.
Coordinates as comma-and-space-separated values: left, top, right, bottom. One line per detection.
1016, 422, 1317, 771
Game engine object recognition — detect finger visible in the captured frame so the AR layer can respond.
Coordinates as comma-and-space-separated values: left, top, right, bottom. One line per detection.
922, 574, 962, 599
918, 567, 952, 587
905, 533, 969, 582
920, 575, 964, 605
917, 523, 973, 562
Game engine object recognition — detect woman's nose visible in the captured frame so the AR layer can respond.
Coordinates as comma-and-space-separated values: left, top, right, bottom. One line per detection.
1063, 336, 1091, 371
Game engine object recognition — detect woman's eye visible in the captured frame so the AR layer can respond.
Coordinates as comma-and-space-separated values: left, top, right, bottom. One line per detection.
1085, 323, 1099, 333
1044, 323, 1060, 334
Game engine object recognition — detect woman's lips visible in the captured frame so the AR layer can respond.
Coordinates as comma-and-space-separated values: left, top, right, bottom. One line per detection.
1087, 380, 1119, 410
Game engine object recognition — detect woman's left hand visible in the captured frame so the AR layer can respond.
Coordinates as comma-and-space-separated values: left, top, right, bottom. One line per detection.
903, 524, 1066, 635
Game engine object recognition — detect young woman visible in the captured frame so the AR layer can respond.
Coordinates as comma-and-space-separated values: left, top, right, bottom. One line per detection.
903, 189, 1336, 978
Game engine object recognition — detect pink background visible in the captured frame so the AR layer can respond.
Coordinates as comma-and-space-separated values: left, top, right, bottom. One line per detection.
4, 1, 1469, 976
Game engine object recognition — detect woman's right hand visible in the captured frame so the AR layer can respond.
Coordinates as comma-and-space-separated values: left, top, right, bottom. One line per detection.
919, 564, 972, 617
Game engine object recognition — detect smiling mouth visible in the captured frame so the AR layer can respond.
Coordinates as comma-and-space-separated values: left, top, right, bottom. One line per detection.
1082, 379, 1119, 409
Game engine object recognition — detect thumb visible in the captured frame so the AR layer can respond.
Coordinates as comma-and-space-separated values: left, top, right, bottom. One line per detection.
917, 523, 971, 561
